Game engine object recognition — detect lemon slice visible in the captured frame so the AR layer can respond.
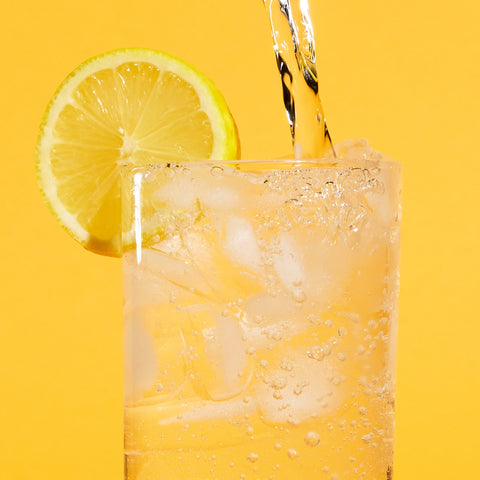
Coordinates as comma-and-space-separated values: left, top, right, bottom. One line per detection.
36, 48, 240, 257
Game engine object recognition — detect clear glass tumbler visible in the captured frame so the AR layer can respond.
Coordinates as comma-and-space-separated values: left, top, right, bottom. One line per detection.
122, 143, 401, 480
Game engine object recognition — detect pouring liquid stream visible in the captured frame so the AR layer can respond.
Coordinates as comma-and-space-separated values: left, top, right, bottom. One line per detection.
263, 0, 335, 159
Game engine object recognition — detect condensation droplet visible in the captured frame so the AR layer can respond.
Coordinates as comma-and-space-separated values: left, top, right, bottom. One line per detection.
337, 352, 347, 361
273, 390, 282, 399
325, 319, 333, 328
246, 426, 254, 436
274, 443, 282, 451
304, 431, 321, 447
359, 406, 367, 415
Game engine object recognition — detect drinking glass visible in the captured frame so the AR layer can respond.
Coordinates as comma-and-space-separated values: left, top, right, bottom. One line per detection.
122, 146, 401, 480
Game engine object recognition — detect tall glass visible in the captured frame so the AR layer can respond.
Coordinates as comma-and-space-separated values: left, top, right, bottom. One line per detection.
122, 142, 401, 480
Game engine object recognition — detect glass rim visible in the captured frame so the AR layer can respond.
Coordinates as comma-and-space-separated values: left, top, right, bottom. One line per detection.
120, 156, 401, 175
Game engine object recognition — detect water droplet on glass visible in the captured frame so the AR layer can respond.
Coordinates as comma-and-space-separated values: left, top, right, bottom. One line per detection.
337, 352, 347, 361
359, 406, 367, 415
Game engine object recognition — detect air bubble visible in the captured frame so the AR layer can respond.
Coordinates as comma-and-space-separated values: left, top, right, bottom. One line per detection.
280, 358, 293, 371
210, 166, 223, 176
338, 327, 348, 337
337, 353, 347, 361
272, 378, 287, 389
362, 433, 374, 444
304, 431, 321, 446
307, 346, 324, 361
247, 453, 259, 463
287, 449, 298, 459
356, 345, 366, 355
359, 406, 367, 415
307, 314, 322, 325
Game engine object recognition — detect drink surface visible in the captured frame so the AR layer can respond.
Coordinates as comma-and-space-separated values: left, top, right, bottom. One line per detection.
123, 140, 401, 479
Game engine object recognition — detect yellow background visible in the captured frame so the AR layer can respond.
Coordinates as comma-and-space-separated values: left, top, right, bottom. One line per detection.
1, 0, 479, 478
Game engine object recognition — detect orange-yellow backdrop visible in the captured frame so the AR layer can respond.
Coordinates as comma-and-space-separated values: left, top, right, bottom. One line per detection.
1, 0, 479, 478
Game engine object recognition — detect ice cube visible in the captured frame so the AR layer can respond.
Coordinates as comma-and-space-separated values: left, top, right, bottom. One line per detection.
223, 216, 263, 273
182, 308, 253, 401
272, 233, 304, 292
335, 138, 373, 160
138, 248, 214, 300
124, 311, 159, 404
152, 174, 198, 210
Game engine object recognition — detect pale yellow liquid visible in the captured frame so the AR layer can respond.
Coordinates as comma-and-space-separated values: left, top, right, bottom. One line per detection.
123, 143, 400, 479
